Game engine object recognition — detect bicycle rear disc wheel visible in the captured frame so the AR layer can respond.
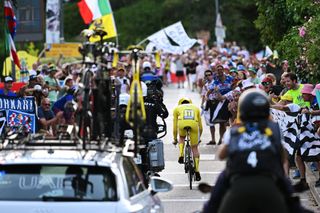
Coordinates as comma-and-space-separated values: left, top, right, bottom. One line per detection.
187, 147, 193, 190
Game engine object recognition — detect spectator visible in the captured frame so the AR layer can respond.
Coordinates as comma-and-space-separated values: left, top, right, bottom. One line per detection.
45, 65, 61, 106
57, 77, 73, 99
207, 64, 233, 144
187, 58, 198, 91
270, 94, 301, 113
18, 75, 38, 97
201, 70, 216, 145
266, 59, 282, 85
247, 67, 260, 85
258, 63, 268, 81
174, 56, 185, 89
283, 73, 307, 107
33, 84, 46, 106
52, 88, 76, 125
227, 89, 241, 125
38, 98, 63, 136
116, 67, 130, 94
196, 59, 209, 91
300, 84, 315, 109
0, 76, 16, 97
140, 61, 159, 84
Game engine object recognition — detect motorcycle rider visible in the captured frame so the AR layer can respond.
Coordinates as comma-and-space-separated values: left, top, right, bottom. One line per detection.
204, 89, 297, 213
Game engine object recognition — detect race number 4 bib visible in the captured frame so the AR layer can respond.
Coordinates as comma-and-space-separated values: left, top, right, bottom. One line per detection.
183, 109, 195, 120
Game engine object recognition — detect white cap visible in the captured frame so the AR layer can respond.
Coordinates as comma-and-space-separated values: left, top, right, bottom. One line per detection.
34, 85, 42, 91
242, 79, 254, 90
119, 93, 130, 106
4, 76, 13, 83
142, 61, 151, 69
141, 81, 147, 97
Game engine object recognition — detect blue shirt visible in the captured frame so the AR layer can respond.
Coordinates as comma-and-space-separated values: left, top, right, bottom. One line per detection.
53, 94, 73, 111
0, 89, 17, 97
141, 72, 159, 84
208, 75, 234, 95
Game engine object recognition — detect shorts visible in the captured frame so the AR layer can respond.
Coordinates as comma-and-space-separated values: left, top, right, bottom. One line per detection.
176, 70, 184, 77
189, 74, 197, 83
178, 121, 199, 146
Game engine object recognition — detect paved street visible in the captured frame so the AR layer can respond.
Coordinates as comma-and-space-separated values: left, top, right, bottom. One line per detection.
158, 83, 319, 213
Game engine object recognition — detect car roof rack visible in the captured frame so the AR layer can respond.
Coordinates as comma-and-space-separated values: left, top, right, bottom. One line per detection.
0, 132, 123, 153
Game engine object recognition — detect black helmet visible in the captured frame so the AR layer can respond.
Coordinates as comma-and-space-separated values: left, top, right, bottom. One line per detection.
238, 89, 270, 122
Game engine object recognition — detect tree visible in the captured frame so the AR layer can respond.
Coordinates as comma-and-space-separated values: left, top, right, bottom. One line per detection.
255, 0, 320, 82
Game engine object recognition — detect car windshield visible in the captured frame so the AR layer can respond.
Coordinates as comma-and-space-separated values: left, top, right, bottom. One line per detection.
0, 164, 117, 201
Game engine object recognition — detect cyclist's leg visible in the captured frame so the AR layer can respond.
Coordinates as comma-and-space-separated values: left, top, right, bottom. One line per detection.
190, 125, 200, 173
178, 126, 186, 163
179, 135, 186, 157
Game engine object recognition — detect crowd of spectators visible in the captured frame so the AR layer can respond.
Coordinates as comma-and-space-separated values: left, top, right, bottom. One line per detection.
1, 42, 320, 190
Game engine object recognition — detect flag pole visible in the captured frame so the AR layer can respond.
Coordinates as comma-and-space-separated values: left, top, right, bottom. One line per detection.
1, 0, 7, 78
136, 37, 148, 46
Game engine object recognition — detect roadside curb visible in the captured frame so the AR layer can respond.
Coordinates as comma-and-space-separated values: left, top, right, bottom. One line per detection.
305, 163, 320, 206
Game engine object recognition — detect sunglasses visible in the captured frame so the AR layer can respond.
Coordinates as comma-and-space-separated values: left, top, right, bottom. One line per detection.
205, 74, 212, 77
43, 103, 51, 106
261, 82, 271, 86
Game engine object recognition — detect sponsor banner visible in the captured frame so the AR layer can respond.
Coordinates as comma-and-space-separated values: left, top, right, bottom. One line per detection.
0, 96, 36, 134
46, 43, 82, 58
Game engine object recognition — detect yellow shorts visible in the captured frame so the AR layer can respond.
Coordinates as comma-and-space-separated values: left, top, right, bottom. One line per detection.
178, 121, 199, 146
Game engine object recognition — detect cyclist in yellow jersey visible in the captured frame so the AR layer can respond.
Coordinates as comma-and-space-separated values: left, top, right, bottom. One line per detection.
173, 97, 203, 181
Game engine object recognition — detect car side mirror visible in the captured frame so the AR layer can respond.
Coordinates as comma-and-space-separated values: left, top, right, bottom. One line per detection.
149, 176, 173, 195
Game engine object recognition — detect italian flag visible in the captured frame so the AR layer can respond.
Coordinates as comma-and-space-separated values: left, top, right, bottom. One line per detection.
78, 0, 117, 40
78, 0, 112, 24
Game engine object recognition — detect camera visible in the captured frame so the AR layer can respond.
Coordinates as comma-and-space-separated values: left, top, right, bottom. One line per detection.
146, 80, 163, 102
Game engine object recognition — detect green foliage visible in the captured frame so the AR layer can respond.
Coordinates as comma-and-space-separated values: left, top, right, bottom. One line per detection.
255, 0, 291, 47
255, 0, 320, 83
63, 2, 87, 41
221, 0, 261, 51
114, 0, 164, 48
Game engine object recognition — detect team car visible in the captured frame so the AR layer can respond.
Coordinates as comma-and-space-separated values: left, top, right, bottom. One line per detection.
0, 136, 172, 213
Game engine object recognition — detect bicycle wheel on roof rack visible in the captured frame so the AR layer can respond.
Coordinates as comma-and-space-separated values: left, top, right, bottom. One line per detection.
79, 69, 94, 143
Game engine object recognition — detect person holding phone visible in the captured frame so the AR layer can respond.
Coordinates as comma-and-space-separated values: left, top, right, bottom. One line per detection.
116, 67, 130, 94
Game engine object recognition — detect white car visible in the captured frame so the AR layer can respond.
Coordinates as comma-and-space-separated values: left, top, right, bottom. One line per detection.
0, 139, 172, 213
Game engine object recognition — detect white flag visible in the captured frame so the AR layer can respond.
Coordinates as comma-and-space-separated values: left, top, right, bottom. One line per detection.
147, 30, 183, 54
164, 21, 198, 52
265, 46, 273, 58
147, 21, 197, 53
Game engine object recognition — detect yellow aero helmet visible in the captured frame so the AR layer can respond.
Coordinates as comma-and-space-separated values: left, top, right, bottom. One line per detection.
178, 97, 192, 105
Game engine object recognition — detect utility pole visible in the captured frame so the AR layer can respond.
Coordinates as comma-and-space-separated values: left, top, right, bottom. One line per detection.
60, 0, 64, 42
215, 0, 219, 21
214, 0, 225, 48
